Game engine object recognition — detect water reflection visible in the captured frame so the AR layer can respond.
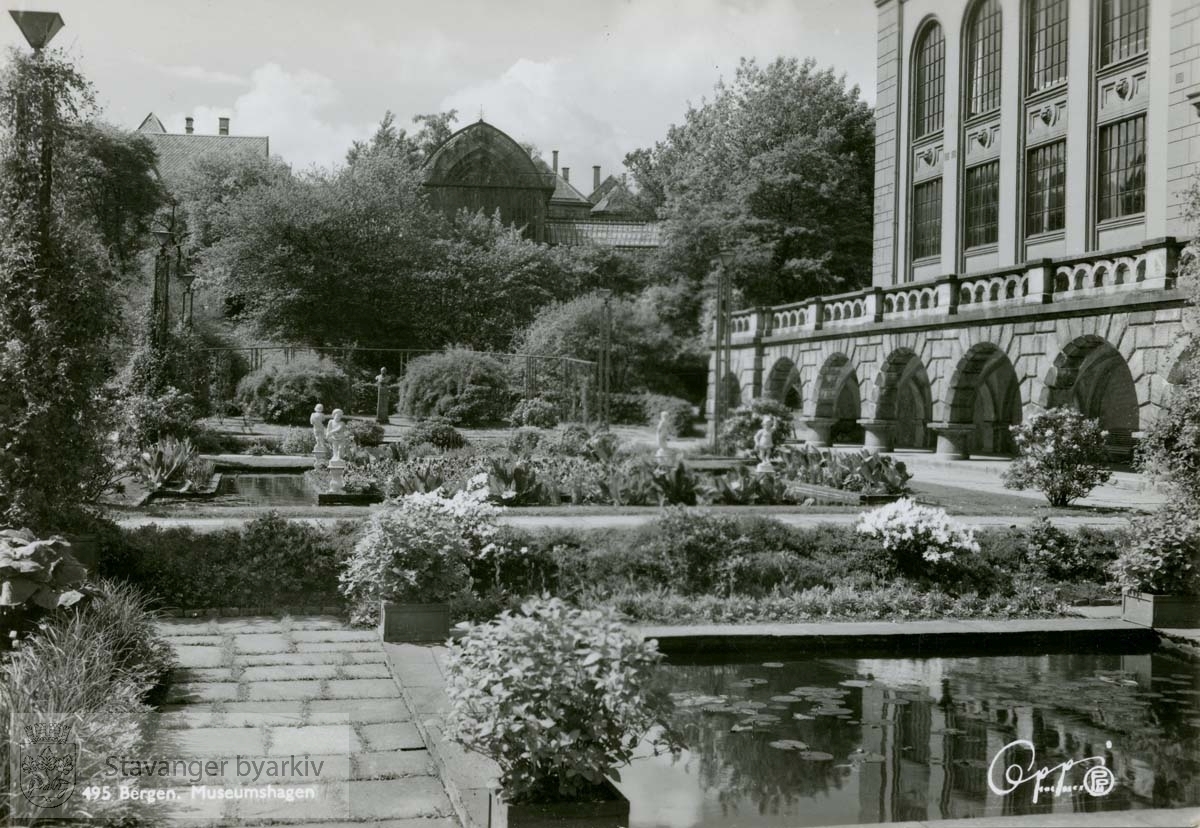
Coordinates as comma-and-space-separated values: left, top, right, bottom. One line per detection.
213, 474, 314, 507
621, 651, 1200, 827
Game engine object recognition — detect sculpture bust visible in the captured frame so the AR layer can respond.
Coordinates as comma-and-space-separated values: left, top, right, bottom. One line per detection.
375, 367, 388, 386
754, 414, 775, 464
310, 404, 328, 450
325, 409, 350, 462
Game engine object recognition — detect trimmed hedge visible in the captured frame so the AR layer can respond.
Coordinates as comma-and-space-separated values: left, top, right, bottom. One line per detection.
236, 361, 349, 425
399, 349, 515, 426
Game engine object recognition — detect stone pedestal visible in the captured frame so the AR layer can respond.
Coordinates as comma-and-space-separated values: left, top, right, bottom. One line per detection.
802, 418, 836, 448
931, 423, 973, 460
328, 459, 346, 492
313, 445, 329, 463
860, 420, 895, 453
654, 448, 672, 466
376, 386, 389, 425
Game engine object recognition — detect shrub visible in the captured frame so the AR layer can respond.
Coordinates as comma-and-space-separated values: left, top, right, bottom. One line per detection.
339, 488, 500, 625
280, 427, 317, 455
634, 509, 746, 595
719, 398, 794, 453
192, 425, 242, 454
777, 445, 912, 494
1138, 361, 1200, 507
553, 423, 592, 457
443, 597, 675, 804
116, 387, 198, 453
637, 393, 696, 437
0, 528, 90, 650
399, 348, 514, 426
1003, 408, 1112, 506
856, 498, 980, 580
403, 417, 467, 451
1111, 502, 1200, 595
507, 426, 547, 456
347, 418, 385, 447
509, 398, 559, 429
1025, 517, 1120, 583
97, 514, 349, 610
236, 360, 349, 425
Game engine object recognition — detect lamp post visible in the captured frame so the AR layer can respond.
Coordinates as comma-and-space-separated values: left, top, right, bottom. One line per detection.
711, 249, 735, 453
8, 11, 65, 249
151, 229, 176, 343
596, 289, 613, 430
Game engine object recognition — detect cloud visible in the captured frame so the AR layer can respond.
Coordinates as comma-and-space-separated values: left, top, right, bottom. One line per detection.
160, 64, 247, 86
166, 63, 377, 171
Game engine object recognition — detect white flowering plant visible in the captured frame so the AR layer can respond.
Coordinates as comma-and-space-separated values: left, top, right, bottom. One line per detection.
856, 498, 980, 579
338, 487, 502, 625
1002, 408, 1112, 506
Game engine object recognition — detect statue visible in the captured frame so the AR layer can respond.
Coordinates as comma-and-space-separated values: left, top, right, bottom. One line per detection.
655, 411, 671, 463
325, 409, 351, 462
754, 414, 776, 472
310, 404, 328, 455
374, 367, 390, 425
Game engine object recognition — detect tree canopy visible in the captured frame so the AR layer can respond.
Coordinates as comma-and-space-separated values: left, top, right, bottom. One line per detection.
626, 57, 874, 307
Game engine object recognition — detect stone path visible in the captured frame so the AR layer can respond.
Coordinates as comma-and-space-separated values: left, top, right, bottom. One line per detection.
148, 615, 459, 828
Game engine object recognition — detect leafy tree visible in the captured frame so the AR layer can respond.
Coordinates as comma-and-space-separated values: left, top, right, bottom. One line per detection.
172, 147, 291, 254
0, 48, 127, 529
626, 57, 874, 307
345, 109, 459, 166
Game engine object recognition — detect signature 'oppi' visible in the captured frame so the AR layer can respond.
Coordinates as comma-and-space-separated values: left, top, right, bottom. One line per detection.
987, 739, 1117, 803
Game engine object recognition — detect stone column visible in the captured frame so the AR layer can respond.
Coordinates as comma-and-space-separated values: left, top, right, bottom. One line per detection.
930, 423, 973, 460
860, 420, 896, 453
802, 417, 836, 448
375, 369, 390, 424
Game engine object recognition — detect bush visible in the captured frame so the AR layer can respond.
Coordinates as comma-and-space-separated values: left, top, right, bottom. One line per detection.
1138, 362, 1200, 507
399, 348, 515, 426
347, 418, 385, 447
1111, 502, 1200, 595
236, 360, 349, 425
1024, 517, 1120, 583
97, 513, 350, 610
116, 387, 198, 453
0, 528, 90, 650
855, 499, 980, 580
637, 393, 696, 437
403, 417, 467, 451
136, 436, 196, 490
509, 398, 559, 429
719, 398, 794, 454
1003, 408, 1112, 506
443, 597, 675, 804
507, 426, 546, 456
339, 489, 500, 625
280, 427, 316, 455
553, 423, 592, 456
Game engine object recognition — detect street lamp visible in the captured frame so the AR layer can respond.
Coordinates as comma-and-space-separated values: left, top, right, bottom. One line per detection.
596, 289, 613, 430
711, 249, 735, 453
151, 228, 176, 342
8, 11, 65, 247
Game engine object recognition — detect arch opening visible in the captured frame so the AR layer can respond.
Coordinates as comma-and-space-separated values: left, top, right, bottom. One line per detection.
814, 353, 863, 444
1044, 336, 1140, 461
947, 343, 1022, 455
876, 349, 934, 450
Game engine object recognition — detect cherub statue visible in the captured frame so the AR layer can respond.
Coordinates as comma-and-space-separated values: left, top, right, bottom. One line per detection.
754, 414, 775, 466
325, 409, 351, 462
310, 404, 328, 451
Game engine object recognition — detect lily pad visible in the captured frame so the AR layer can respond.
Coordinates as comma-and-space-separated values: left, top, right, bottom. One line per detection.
798, 751, 834, 761
792, 713, 815, 721
771, 695, 803, 704
768, 739, 810, 751
730, 723, 754, 733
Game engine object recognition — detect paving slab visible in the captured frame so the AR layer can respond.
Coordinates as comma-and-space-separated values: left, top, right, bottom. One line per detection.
306, 697, 412, 725
290, 629, 377, 642
296, 640, 379, 652
166, 682, 240, 704
267, 724, 361, 755
174, 646, 228, 669
343, 777, 454, 820
232, 633, 292, 653
245, 679, 324, 701
354, 750, 436, 779
358, 722, 425, 751
323, 678, 402, 699
155, 726, 267, 756
175, 667, 236, 683
235, 650, 384, 666
211, 701, 307, 728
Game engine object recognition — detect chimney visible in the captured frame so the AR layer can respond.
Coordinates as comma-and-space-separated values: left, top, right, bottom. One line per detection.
218, 117, 229, 136
552, 150, 559, 173
562, 166, 570, 183
185, 116, 194, 134
593, 165, 601, 192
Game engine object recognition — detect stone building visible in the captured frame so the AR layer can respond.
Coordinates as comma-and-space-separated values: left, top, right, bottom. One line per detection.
712, 0, 1198, 460
422, 120, 661, 254
136, 113, 270, 192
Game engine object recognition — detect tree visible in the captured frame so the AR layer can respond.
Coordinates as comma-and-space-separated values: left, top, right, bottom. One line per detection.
626, 57, 874, 308
0, 48, 127, 529
345, 109, 459, 166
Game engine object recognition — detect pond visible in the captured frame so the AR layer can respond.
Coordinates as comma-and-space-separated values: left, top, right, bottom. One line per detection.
212, 473, 314, 507
620, 650, 1200, 827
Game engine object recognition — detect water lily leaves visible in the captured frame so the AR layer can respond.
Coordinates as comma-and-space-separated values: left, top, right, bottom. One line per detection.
771, 695, 803, 704
798, 751, 834, 761
814, 707, 854, 716
792, 713, 815, 721
730, 723, 755, 733
731, 677, 769, 688
768, 739, 810, 751
700, 704, 738, 715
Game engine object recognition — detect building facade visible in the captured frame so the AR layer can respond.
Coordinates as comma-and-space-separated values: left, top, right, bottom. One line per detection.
709, 0, 1198, 460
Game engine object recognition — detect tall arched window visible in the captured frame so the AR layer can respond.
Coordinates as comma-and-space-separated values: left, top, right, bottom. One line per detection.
1027, 0, 1068, 93
913, 22, 945, 138
964, 0, 1002, 117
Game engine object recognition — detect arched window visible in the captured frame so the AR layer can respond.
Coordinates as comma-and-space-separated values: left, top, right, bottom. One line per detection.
964, 0, 1002, 117
1027, 0, 1068, 93
1099, 0, 1149, 68
913, 22, 945, 138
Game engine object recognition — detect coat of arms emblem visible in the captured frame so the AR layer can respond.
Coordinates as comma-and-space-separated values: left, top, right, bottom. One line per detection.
19, 722, 77, 809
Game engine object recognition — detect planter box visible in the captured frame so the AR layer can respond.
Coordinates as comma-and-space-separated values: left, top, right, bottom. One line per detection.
1122, 592, 1200, 628
489, 779, 629, 828
380, 601, 450, 643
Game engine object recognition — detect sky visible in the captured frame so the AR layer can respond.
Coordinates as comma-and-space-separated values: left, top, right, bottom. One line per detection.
3, 0, 878, 187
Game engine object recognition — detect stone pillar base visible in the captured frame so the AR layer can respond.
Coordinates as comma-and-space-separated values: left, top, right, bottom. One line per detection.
313, 446, 329, 463
930, 423, 973, 461
802, 418, 836, 448
328, 459, 346, 492
860, 420, 895, 453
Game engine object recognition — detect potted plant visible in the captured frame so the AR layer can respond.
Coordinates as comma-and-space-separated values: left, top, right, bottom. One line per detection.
339, 487, 499, 641
443, 597, 678, 828
1112, 504, 1200, 628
